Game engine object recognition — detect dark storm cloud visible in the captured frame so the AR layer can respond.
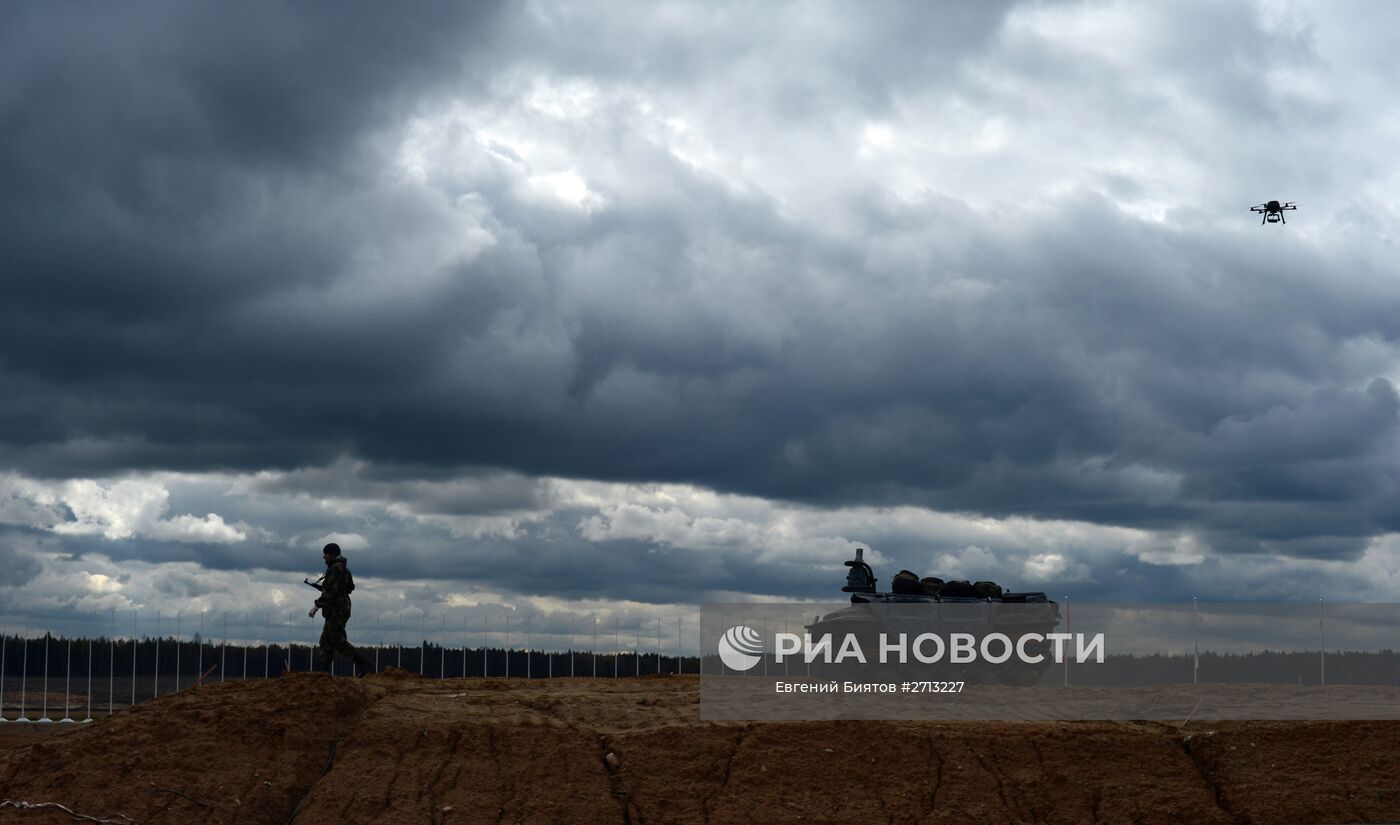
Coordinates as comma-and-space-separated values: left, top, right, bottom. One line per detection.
3, 0, 1400, 571
0, 541, 43, 588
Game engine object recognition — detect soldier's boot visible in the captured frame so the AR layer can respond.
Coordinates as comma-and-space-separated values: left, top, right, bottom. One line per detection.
316, 653, 334, 674
353, 653, 374, 677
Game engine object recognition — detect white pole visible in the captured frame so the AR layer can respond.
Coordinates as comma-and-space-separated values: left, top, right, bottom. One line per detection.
39, 632, 51, 723
153, 610, 160, 699
506, 614, 510, 677
760, 621, 766, 677
175, 611, 181, 692
243, 612, 249, 680
108, 609, 114, 716
264, 612, 270, 679
19, 625, 29, 723
220, 612, 227, 683
1319, 598, 1326, 687
198, 611, 204, 687
482, 614, 488, 677
593, 615, 597, 678
396, 613, 402, 670
1063, 596, 1071, 687
288, 613, 294, 674
571, 614, 575, 678
440, 615, 446, 679
131, 612, 137, 709
60, 637, 72, 723
1192, 597, 1199, 685
614, 615, 619, 679
527, 615, 531, 680
462, 614, 467, 678
85, 623, 93, 722
376, 613, 381, 674
0, 624, 7, 722
420, 614, 425, 676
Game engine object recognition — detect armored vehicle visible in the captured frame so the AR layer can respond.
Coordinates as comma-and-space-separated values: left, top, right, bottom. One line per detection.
806, 548, 1062, 685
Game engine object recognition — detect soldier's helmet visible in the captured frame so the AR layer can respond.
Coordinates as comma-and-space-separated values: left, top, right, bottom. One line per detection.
323, 542, 341, 557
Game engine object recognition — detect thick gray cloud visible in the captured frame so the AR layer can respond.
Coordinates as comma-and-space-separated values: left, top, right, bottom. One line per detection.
4, 0, 1400, 622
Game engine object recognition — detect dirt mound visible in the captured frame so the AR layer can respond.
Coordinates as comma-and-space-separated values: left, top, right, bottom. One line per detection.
3, 676, 1399, 824
0, 673, 375, 824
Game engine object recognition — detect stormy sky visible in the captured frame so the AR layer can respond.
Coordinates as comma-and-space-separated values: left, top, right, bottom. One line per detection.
5, 1, 1400, 645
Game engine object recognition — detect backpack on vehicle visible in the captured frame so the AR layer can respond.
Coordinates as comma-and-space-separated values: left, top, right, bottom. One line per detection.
973, 580, 1002, 599
891, 569, 923, 595
920, 576, 944, 596
938, 579, 977, 598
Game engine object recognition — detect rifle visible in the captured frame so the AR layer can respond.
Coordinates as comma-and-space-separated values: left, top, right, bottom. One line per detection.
304, 574, 326, 618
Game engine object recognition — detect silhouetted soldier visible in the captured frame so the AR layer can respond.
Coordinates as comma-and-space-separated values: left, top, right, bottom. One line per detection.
307, 543, 374, 676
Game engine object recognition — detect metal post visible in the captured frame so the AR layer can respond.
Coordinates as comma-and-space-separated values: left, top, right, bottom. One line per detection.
198, 611, 204, 687
526, 615, 531, 680
440, 615, 446, 679
243, 611, 249, 680
61, 637, 72, 723
20, 625, 29, 722
376, 613, 382, 674
614, 615, 619, 678
1063, 596, 1071, 687
1192, 597, 1199, 685
221, 612, 227, 683
593, 616, 597, 678
1319, 598, 1326, 687
86, 625, 93, 722
0, 629, 7, 723
462, 614, 467, 678
39, 632, 51, 723
571, 614, 576, 678
677, 616, 681, 674
483, 614, 488, 677
175, 611, 181, 692
265, 612, 270, 679
420, 614, 425, 677
131, 612, 137, 709
153, 610, 160, 699
109, 609, 115, 716
505, 614, 510, 677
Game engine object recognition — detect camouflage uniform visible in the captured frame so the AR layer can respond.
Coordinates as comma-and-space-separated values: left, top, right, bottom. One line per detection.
316, 555, 372, 674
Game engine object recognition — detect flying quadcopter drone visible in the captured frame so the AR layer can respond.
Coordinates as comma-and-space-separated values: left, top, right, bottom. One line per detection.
1250, 200, 1297, 225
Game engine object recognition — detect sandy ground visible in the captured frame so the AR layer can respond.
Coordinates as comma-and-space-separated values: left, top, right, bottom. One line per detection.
1, 672, 1398, 824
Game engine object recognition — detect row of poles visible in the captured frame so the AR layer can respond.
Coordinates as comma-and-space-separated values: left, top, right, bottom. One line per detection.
0, 610, 701, 723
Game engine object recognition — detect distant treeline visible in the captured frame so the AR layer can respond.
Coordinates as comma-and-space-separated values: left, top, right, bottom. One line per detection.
6, 634, 1399, 685
0, 633, 699, 680
1067, 650, 1400, 687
